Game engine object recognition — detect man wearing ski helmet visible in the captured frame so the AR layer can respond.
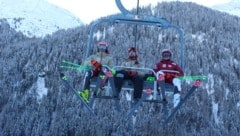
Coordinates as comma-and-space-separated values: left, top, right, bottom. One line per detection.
79, 41, 113, 103
114, 47, 144, 104
153, 49, 184, 107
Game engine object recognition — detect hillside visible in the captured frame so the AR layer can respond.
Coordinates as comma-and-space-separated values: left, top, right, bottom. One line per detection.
212, 0, 240, 17
0, 0, 82, 37
0, 2, 240, 135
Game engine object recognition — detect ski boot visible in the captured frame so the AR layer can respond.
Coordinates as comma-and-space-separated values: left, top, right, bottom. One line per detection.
78, 89, 90, 103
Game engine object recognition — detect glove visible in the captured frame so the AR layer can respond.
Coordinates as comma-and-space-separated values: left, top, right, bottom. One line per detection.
110, 69, 116, 75
91, 59, 102, 72
144, 73, 155, 81
146, 76, 155, 82
105, 70, 113, 77
157, 74, 165, 81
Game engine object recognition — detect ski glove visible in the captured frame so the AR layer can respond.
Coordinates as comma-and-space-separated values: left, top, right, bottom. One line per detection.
91, 59, 102, 76
110, 69, 116, 75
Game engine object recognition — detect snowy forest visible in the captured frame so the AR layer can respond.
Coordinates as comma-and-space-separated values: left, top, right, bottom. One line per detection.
0, 2, 240, 136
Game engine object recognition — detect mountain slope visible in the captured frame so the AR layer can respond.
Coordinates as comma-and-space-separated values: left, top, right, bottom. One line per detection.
0, 1, 240, 136
211, 0, 240, 17
0, 0, 83, 37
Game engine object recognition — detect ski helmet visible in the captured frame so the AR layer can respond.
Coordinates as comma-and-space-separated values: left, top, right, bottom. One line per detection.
128, 47, 137, 60
162, 49, 172, 60
97, 41, 109, 54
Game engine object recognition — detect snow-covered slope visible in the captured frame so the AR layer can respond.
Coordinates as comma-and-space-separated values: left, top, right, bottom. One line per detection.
0, 0, 83, 38
211, 0, 240, 17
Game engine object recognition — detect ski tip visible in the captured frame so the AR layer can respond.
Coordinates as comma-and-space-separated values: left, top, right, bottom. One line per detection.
60, 73, 67, 80
178, 75, 207, 80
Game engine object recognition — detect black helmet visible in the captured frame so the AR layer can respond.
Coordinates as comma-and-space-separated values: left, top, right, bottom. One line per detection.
162, 49, 172, 60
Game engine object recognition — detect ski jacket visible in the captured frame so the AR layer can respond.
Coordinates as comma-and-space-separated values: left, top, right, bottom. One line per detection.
83, 52, 114, 76
153, 60, 184, 83
120, 59, 145, 77
83, 52, 113, 68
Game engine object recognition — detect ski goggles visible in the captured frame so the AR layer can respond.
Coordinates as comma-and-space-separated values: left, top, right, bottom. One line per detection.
97, 45, 107, 50
162, 52, 171, 57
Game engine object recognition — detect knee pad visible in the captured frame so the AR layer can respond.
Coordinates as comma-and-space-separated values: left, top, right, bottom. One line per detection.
173, 78, 181, 91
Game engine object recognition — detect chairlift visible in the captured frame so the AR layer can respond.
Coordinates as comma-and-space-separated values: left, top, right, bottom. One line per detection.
60, 0, 205, 126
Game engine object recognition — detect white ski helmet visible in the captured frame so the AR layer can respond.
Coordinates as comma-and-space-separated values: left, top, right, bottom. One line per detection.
97, 41, 109, 54
162, 49, 172, 60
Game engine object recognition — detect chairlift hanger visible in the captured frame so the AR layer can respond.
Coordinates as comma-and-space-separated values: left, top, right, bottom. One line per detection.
85, 0, 185, 69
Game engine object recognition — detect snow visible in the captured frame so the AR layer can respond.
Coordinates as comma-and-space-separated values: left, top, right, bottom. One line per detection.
206, 74, 215, 96
36, 75, 48, 102
212, 0, 240, 17
126, 91, 132, 101
0, 0, 239, 38
93, 30, 103, 41
0, 0, 82, 38
212, 100, 219, 125
237, 102, 240, 108
225, 88, 230, 100
191, 33, 206, 43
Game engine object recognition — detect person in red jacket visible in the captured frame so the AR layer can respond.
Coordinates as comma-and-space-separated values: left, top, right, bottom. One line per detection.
153, 49, 184, 107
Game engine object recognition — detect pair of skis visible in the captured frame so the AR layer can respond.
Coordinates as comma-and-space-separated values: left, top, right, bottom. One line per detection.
127, 88, 156, 117
60, 60, 206, 122
162, 84, 199, 126
88, 70, 121, 112
127, 76, 205, 125
60, 73, 96, 116
59, 60, 91, 71
60, 66, 121, 115
160, 76, 205, 126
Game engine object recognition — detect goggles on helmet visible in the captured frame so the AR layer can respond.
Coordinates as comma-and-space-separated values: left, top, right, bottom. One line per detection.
97, 45, 107, 50
162, 52, 171, 60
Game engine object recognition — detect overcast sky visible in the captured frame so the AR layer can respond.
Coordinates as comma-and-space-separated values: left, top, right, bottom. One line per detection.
47, 0, 231, 24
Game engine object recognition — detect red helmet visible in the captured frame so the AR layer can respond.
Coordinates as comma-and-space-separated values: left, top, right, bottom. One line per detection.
97, 41, 109, 54
128, 47, 139, 64
162, 49, 172, 60
128, 47, 138, 60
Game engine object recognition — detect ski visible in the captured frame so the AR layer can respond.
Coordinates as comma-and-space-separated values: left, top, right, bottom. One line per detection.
107, 76, 121, 112
162, 81, 200, 126
143, 99, 163, 103
60, 60, 91, 71
158, 80, 169, 118
93, 96, 120, 100
178, 75, 207, 80
127, 88, 152, 117
89, 70, 121, 112
60, 73, 96, 116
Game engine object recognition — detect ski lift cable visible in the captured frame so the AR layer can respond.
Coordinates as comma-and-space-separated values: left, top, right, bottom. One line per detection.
134, 0, 139, 50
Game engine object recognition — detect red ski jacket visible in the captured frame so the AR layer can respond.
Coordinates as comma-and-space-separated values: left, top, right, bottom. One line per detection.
153, 60, 184, 83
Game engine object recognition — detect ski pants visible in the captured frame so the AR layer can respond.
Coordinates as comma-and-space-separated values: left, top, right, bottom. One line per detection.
114, 70, 143, 99
83, 70, 104, 90
157, 71, 182, 92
